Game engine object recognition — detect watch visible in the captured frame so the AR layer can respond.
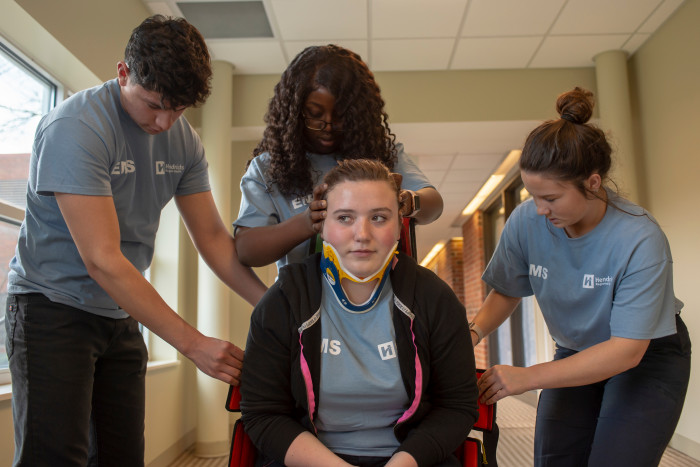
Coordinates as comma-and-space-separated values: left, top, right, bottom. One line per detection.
407, 190, 421, 217
469, 321, 484, 345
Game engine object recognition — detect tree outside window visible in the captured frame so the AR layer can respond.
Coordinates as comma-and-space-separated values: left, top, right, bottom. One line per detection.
0, 41, 57, 380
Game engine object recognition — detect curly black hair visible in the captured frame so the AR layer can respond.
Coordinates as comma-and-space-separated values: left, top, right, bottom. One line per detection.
124, 15, 212, 109
252, 45, 397, 198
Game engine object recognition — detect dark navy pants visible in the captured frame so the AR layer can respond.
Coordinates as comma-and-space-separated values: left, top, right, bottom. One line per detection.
5, 293, 147, 467
534, 315, 691, 467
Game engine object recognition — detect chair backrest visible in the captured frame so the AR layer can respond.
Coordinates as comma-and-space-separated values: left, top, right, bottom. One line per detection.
474, 369, 496, 432
474, 369, 499, 466
398, 217, 417, 260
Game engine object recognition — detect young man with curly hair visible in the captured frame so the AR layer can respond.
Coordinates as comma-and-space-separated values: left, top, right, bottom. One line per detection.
234, 45, 444, 271
5, 15, 266, 466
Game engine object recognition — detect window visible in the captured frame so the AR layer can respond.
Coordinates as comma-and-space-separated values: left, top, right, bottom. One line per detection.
0, 39, 58, 382
483, 175, 547, 369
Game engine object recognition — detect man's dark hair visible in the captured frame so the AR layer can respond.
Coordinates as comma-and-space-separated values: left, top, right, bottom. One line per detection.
124, 15, 212, 109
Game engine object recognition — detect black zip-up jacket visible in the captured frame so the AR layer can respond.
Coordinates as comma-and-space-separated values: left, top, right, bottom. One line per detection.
240, 253, 479, 466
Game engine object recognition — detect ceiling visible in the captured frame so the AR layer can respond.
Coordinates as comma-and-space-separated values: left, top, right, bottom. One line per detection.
140, 0, 684, 260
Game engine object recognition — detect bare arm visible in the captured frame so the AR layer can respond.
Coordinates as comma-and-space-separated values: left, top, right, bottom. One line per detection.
470, 290, 522, 346
56, 193, 245, 385
411, 186, 443, 224
472, 289, 649, 402
235, 183, 327, 267
478, 336, 649, 404
385, 452, 418, 467
284, 432, 355, 467
175, 191, 266, 305
394, 172, 443, 225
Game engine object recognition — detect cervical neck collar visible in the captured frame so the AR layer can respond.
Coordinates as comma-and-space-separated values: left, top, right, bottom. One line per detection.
320, 241, 398, 313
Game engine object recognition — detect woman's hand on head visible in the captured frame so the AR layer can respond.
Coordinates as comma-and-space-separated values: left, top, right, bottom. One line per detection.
307, 183, 328, 233
390, 172, 414, 217
478, 365, 531, 405
398, 189, 415, 217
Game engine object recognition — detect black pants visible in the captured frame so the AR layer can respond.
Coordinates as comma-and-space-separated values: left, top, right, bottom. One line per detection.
534, 315, 691, 467
6, 294, 148, 467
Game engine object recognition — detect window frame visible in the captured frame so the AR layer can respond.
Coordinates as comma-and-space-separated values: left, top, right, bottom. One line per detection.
0, 38, 61, 385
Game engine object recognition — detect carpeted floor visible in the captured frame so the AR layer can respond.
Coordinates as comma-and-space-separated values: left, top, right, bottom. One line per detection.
169, 397, 700, 466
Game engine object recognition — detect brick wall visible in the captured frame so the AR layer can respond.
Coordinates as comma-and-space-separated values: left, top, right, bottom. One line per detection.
422, 213, 490, 368
426, 238, 464, 303
462, 211, 489, 369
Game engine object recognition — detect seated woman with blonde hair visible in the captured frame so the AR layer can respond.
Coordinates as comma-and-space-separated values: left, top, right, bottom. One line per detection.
240, 159, 478, 467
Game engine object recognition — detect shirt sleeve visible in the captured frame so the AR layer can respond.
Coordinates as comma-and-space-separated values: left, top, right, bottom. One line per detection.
610, 231, 678, 339
34, 117, 113, 197
482, 205, 534, 298
175, 123, 210, 196
234, 157, 281, 229
393, 143, 435, 191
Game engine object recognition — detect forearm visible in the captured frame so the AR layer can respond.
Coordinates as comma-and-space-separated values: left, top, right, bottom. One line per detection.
385, 451, 417, 467
479, 336, 649, 404
235, 213, 315, 267
195, 228, 267, 305
57, 192, 245, 384
526, 337, 649, 390
412, 187, 443, 224
284, 432, 353, 467
471, 290, 521, 345
85, 252, 201, 356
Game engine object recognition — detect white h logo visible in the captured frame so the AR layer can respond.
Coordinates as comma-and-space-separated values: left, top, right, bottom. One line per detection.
378, 341, 396, 360
582, 274, 595, 289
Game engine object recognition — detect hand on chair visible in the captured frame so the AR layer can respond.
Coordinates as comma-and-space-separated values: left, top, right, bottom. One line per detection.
478, 365, 530, 405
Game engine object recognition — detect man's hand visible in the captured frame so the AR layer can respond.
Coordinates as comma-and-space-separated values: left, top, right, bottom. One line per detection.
184, 334, 245, 385
307, 183, 327, 233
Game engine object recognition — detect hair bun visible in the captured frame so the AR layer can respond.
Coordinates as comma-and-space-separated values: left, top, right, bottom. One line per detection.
556, 87, 594, 124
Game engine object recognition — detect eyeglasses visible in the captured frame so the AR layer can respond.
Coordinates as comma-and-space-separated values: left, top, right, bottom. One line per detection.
302, 114, 343, 132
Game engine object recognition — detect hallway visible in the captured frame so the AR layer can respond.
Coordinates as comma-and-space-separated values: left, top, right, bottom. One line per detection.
168, 396, 700, 467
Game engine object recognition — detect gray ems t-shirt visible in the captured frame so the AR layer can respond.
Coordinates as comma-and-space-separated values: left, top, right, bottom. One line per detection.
316, 278, 407, 457
482, 191, 680, 351
9, 79, 210, 318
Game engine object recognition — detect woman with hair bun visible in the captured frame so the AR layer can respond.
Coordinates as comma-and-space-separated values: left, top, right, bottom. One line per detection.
469, 87, 691, 466
234, 44, 443, 271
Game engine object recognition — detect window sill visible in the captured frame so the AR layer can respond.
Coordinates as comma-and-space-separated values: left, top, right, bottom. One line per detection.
0, 384, 11, 402
146, 359, 180, 373
0, 360, 181, 402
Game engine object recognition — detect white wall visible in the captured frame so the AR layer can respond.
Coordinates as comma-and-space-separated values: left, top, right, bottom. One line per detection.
630, 0, 700, 457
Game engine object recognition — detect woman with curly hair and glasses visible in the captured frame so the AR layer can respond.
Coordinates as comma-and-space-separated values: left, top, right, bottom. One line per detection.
234, 44, 443, 271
